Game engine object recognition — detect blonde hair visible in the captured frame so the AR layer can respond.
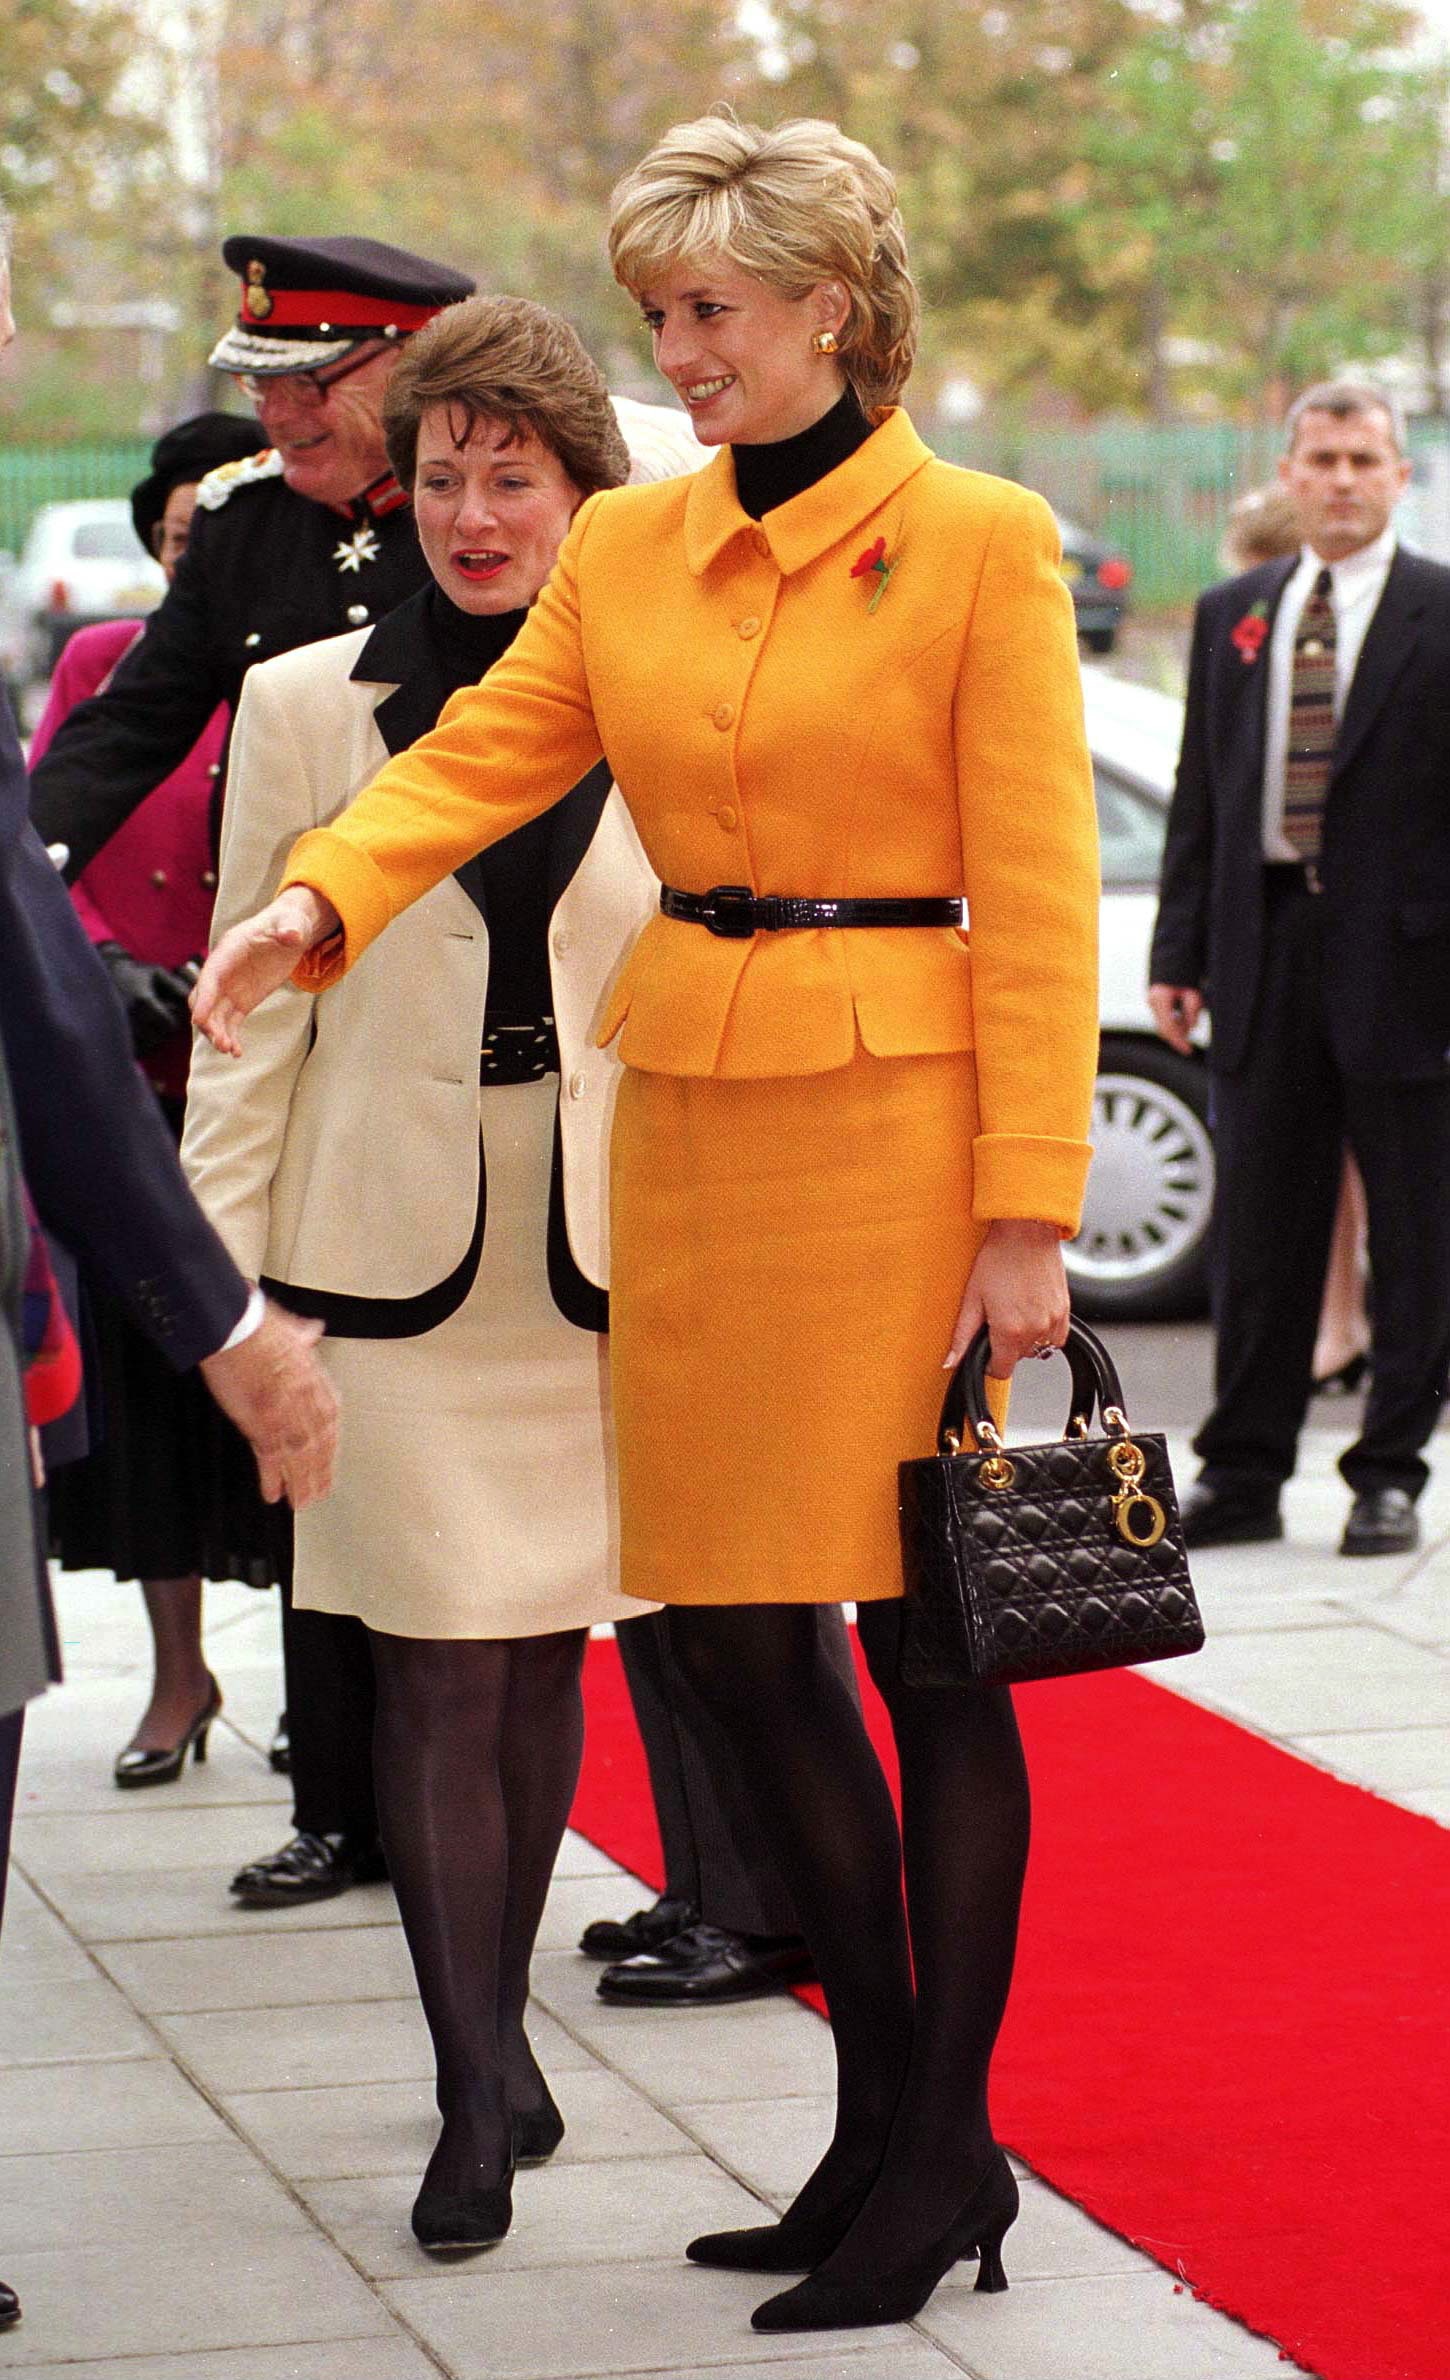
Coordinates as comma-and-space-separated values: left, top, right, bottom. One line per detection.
608, 111, 918, 413
1222, 482, 1301, 573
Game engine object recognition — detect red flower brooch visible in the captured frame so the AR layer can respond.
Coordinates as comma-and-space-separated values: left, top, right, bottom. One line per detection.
851, 534, 895, 613
1230, 600, 1269, 664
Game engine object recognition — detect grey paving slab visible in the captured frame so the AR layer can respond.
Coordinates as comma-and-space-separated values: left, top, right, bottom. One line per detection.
0, 1896, 95, 1987
956, 2174, 1155, 2283
224, 2061, 695, 2184
11, 1801, 302, 1876
671, 2095, 835, 2203
535, 1871, 657, 1953
158, 1995, 436, 2094
1153, 1622, 1449, 1734
1398, 1784, 1450, 1822
553, 1826, 629, 1879
302, 2150, 763, 2279
0, 2056, 223, 2156
0, 2141, 309, 2254
618, 2359, 964, 2380
0, 2230, 396, 2367
382, 2256, 896, 2378
0, 1975, 154, 2067
1285, 1722, 1450, 1792
918, 2268, 1295, 2379
93, 1920, 420, 2012
557, 1992, 837, 2107
7, 2341, 442, 2380
33, 1861, 398, 1940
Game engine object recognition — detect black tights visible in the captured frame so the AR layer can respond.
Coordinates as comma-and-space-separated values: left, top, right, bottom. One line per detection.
665, 1599, 1029, 2275
369, 1627, 586, 2195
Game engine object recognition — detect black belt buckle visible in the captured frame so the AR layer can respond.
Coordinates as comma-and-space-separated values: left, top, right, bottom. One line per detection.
699, 884, 758, 939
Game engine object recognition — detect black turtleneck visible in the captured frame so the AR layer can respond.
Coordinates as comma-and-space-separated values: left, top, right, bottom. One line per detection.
425, 580, 528, 694
732, 386, 874, 521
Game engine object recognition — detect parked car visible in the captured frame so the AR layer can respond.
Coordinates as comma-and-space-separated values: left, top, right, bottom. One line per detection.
1069, 664, 1213, 1321
0, 500, 164, 692
1057, 514, 1133, 654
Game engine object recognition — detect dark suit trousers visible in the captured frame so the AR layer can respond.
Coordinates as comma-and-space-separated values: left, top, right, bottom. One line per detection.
276, 1530, 378, 1843
1197, 874, 1450, 1498
0, 1708, 22, 1934
615, 1607, 857, 1937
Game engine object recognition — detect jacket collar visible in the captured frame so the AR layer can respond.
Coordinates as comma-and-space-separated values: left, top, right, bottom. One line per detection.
682, 406, 933, 578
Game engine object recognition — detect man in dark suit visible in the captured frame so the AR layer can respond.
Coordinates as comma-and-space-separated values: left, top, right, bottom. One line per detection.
1151, 379, 1450, 1555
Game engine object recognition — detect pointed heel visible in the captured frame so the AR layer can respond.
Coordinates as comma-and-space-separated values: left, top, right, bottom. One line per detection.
974, 2231, 1009, 2292
193, 1723, 211, 1766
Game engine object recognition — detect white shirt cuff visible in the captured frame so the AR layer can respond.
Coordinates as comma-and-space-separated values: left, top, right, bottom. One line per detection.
216, 1285, 266, 1354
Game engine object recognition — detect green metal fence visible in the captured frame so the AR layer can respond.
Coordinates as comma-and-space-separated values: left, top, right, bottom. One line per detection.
0, 442, 152, 561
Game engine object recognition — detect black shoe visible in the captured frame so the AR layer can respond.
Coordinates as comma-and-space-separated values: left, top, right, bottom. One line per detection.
113, 1677, 222, 1789
229, 1831, 388, 1908
0, 2281, 19, 2330
1340, 1488, 1419, 1557
597, 1921, 815, 2005
751, 2149, 1019, 2332
268, 1712, 291, 1774
577, 1892, 698, 1961
510, 2083, 565, 2166
411, 2167, 514, 2255
1181, 1482, 1284, 1549
688, 2174, 875, 2273
1312, 1352, 1369, 1396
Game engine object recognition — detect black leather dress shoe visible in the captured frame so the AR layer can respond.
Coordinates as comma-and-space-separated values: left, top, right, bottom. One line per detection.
1340, 1488, 1419, 1557
229, 1831, 389, 1908
0, 2280, 19, 2330
597, 1922, 815, 2004
578, 1892, 698, 1961
1181, 1482, 1284, 1549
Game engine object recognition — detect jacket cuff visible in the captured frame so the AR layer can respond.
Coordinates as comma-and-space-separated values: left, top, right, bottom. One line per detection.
971, 1133, 1093, 1237
282, 831, 394, 991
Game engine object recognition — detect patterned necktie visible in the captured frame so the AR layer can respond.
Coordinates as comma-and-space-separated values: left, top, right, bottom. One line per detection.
1284, 566, 1336, 860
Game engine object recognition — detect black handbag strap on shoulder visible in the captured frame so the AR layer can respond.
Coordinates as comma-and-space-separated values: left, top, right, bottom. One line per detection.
937, 1316, 1129, 1454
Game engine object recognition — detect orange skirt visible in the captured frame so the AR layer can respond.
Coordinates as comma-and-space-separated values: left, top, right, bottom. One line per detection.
609, 1045, 993, 1606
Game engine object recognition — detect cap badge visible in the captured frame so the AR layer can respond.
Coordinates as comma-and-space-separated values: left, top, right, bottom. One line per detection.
333, 524, 381, 574
243, 261, 273, 321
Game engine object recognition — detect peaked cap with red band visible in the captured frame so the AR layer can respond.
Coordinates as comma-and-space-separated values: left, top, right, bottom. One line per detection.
209, 233, 476, 377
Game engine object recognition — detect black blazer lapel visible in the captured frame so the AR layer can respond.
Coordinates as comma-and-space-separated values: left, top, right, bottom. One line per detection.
353, 590, 491, 921
1331, 548, 1427, 784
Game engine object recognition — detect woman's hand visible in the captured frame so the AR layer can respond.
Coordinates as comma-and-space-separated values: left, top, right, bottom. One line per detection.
190, 888, 339, 1057
945, 1218, 1069, 1375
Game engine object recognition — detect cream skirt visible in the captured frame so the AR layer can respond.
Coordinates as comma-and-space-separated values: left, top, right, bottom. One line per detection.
294, 1077, 646, 1639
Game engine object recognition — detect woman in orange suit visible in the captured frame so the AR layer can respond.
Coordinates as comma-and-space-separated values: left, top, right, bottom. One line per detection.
195, 111, 1099, 2332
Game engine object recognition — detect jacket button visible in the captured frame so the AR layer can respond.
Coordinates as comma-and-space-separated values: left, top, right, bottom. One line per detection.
717, 804, 739, 833
750, 528, 770, 558
568, 1070, 587, 1100
207, 763, 222, 779
737, 615, 761, 638
712, 701, 734, 730
202, 870, 218, 889
347, 604, 369, 625
244, 632, 261, 648
150, 868, 168, 888
553, 929, 572, 956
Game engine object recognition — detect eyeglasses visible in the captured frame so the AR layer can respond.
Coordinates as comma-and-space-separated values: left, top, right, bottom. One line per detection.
234, 341, 390, 408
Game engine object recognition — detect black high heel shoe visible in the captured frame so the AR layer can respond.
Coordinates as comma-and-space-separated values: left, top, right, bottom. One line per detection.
113, 1677, 222, 1789
750, 2148, 1019, 2332
1312, 1351, 1369, 1396
510, 2082, 565, 2166
687, 2172, 875, 2273
411, 2164, 514, 2254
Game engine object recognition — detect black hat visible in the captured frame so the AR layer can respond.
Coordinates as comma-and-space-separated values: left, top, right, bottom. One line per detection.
209, 233, 476, 378
130, 412, 269, 552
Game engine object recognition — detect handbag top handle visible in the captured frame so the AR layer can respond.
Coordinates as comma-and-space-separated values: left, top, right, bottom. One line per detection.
938, 1317, 1129, 1456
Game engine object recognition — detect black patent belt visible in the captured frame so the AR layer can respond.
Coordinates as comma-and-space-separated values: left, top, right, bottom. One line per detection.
660, 884, 964, 941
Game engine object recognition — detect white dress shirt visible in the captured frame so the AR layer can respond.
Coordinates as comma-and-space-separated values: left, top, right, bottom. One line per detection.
1261, 524, 1397, 858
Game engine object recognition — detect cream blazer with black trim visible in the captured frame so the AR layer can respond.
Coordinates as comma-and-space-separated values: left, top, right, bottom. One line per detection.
181, 622, 656, 1313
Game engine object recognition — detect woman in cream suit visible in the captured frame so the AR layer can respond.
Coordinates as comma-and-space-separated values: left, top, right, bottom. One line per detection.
183, 298, 692, 2255
195, 117, 1100, 2329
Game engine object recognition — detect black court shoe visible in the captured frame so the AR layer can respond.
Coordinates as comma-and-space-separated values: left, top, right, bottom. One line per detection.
687, 2171, 875, 2273
113, 1677, 222, 1788
511, 2082, 565, 2166
751, 2149, 1019, 2333
411, 2166, 514, 2255
0, 2281, 19, 2331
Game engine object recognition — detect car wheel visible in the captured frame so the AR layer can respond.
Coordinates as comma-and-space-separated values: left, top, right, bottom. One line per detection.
1083, 626, 1116, 655
1066, 1038, 1214, 1320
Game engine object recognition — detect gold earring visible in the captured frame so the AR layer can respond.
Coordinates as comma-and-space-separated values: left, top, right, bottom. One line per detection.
811, 329, 839, 355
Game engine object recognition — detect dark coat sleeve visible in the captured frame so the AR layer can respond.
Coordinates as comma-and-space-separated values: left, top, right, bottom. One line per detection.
1149, 589, 1217, 990
28, 537, 225, 879
0, 689, 247, 1370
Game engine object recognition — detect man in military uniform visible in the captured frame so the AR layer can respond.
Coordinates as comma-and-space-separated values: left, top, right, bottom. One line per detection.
32, 232, 476, 1909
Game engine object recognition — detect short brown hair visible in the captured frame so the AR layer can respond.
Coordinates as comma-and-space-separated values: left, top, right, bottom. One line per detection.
608, 110, 918, 414
383, 295, 630, 496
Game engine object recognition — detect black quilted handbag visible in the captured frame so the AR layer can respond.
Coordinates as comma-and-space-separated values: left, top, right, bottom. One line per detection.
897, 1317, 1203, 1688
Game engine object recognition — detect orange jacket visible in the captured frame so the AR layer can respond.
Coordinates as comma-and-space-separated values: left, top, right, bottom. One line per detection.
287, 409, 1100, 1231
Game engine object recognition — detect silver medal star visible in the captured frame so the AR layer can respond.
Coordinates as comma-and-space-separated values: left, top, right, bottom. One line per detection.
333, 524, 381, 574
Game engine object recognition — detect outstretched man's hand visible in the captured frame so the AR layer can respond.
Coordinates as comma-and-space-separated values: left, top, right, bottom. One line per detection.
200, 1299, 338, 1507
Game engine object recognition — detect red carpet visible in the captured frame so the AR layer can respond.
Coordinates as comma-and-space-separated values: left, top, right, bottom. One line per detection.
572, 1634, 1450, 2380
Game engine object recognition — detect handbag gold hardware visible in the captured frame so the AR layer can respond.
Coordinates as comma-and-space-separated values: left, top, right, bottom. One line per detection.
1106, 1437, 1168, 1548
980, 1454, 1017, 1491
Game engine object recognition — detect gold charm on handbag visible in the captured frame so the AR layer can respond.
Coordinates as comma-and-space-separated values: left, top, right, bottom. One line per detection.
1106, 1437, 1168, 1548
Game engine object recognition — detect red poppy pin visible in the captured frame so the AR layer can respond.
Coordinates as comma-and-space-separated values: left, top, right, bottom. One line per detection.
851, 534, 895, 613
1230, 600, 1270, 663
